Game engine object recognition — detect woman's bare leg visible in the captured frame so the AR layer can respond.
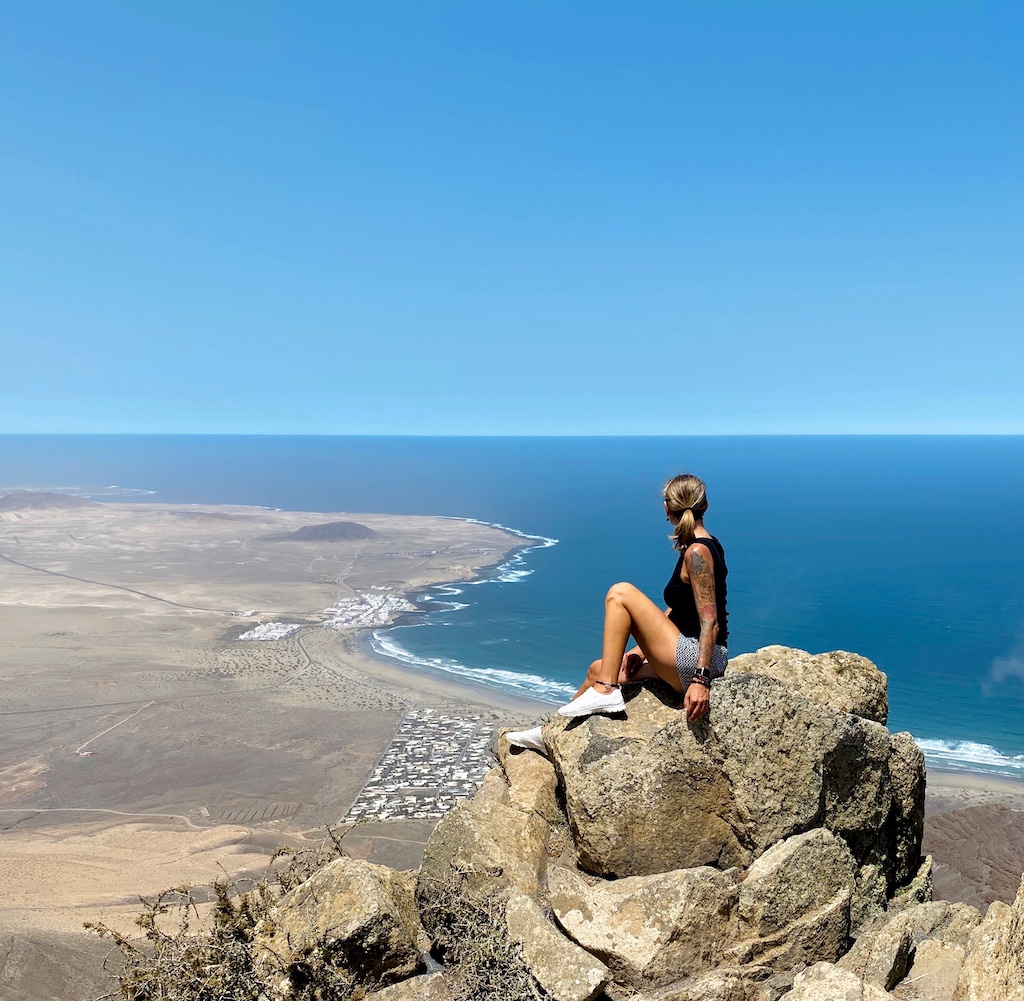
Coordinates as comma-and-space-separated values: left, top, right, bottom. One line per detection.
572, 583, 685, 698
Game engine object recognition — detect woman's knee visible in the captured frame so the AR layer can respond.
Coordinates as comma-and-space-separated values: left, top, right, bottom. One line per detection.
586, 658, 603, 680
605, 581, 638, 606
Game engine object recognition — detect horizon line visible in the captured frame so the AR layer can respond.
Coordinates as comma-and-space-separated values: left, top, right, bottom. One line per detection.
1, 431, 1022, 439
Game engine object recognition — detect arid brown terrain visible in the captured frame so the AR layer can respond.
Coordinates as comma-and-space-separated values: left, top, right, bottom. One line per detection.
0, 495, 544, 999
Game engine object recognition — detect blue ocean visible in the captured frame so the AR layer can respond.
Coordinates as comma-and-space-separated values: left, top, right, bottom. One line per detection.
1, 435, 1021, 777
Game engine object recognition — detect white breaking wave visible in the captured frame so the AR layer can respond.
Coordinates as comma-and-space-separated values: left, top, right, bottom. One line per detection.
371, 628, 576, 703
364, 517, 566, 700
915, 738, 1024, 777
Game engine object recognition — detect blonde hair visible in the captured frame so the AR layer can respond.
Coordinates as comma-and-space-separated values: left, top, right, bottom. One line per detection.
664, 474, 709, 550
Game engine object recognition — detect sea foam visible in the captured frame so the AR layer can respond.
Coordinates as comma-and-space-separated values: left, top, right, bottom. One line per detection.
370, 628, 576, 702
914, 738, 1024, 778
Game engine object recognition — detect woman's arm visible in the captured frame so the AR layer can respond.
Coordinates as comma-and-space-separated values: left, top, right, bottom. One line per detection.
682, 543, 718, 719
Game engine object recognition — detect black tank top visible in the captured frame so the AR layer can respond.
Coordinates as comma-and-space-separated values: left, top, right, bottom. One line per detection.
663, 534, 729, 647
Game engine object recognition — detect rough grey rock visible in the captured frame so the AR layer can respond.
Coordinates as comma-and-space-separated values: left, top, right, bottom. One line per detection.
887, 730, 928, 890
655, 968, 776, 1000
737, 828, 857, 938
900, 899, 981, 951
903, 939, 966, 1001
889, 855, 934, 914
497, 732, 564, 826
504, 887, 610, 1001
851, 863, 890, 932
729, 885, 852, 972
837, 909, 914, 990
548, 684, 749, 877
729, 828, 856, 971
255, 856, 424, 997
415, 768, 549, 954
778, 962, 890, 1000
726, 646, 888, 724
954, 872, 1024, 1001
365, 972, 452, 1000
548, 863, 738, 987
546, 675, 923, 891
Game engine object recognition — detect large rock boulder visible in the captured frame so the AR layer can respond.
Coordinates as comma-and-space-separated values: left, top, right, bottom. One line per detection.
905, 939, 967, 1001
498, 733, 563, 825
779, 962, 890, 1000
727, 646, 888, 723
836, 909, 915, 990
546, 674, 923, 891
415, 767, 549, 950
504, 887, 610, 1001
255, 856, 424, 998
548, 863, 738, 987
836, 896, 983, 999
955, 872, 1024, 1001
731, 828, 857, 970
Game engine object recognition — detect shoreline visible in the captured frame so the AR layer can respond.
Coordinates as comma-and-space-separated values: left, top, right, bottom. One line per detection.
925, 768, 1024, 808
352, 627, 557, 716
355, 516, 570, 712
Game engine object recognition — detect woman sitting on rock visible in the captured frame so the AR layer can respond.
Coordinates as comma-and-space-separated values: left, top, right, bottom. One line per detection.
509, 473, 728, 751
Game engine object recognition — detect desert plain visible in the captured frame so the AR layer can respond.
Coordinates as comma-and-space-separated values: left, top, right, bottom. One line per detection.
0, 493, 545, 999
0, 492, 1020, 1001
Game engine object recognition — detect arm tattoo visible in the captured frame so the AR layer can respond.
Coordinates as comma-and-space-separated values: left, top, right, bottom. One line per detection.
689, 549, 719, 668
689, 551, 716, 618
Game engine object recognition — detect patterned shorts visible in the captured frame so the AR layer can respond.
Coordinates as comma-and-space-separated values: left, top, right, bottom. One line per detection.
675, 634, 728, 689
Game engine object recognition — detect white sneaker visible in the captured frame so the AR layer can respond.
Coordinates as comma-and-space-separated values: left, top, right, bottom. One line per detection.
557, 686, 626, 718
507, 725, 547, 754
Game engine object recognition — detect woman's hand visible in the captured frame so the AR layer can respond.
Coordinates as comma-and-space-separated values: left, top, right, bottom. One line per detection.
619, 649, 645, 682
684, 681, 710, 721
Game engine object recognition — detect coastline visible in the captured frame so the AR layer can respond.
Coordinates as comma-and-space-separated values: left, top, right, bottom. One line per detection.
356, 515, 572, 709
354, 627, 557, 715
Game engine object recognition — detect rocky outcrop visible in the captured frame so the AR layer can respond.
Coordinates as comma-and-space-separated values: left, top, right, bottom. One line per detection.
246, 646, 1022, 1001
836, 909, 915, 989
546, 674, 923, 893
727, 646, 889, 723
730, 828, 856, 970
504, 887, 610, 1001
954, 872, 1024, 1001
415, 767, 550, 945
255, 856, 424, 998
549, 863, 738, 986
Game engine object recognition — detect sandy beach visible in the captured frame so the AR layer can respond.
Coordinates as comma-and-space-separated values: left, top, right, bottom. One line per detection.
0, 494, 1020, 999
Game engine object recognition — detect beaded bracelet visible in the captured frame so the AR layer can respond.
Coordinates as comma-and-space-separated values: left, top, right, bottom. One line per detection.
690, 672, 712, 688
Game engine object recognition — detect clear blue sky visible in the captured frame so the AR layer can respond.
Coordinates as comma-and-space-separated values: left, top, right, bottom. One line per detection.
2, 2, 1021, 434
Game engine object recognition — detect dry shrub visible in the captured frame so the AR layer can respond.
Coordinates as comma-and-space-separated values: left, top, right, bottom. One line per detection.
422, 865, 545, 1001
88, 835, 547, 1001
86, 830, 353, 1001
